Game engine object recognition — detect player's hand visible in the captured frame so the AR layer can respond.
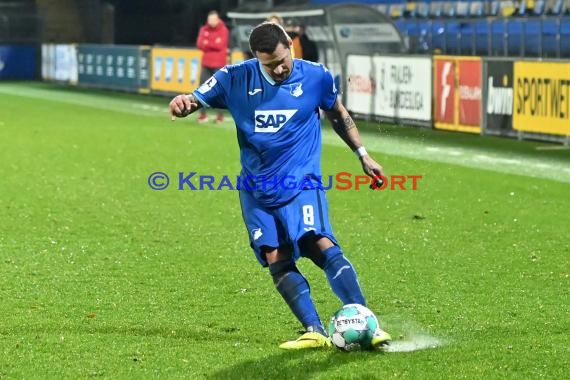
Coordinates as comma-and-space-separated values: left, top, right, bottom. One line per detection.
169, 94, 198, 121
360, 155, 385, 190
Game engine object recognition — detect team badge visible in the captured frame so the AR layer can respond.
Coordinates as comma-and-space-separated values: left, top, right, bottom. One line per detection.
290, 83, 303, 97
251, 228, 263, 241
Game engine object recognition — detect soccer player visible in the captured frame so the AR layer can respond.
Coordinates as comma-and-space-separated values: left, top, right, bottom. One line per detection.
169, 21, 391, 350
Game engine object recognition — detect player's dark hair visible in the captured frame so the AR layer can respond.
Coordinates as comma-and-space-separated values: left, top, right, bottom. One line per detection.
249, 22, 290, 55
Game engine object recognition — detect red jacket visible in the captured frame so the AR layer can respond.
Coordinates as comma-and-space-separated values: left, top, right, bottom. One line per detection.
196, 19, 229, 69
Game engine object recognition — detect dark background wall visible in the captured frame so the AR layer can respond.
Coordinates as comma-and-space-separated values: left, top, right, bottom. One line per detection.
0, 0, 312, 45
107, 0, 241, 46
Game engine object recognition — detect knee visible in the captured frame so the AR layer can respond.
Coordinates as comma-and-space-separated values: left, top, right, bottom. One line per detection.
263, 246, 291, 266
320, 245, 343, 269
306, 244, 343, 270
268, 259, 298, 284
299, 235, 338, 269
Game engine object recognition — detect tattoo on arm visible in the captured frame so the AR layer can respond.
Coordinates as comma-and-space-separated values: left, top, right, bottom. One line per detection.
343, 115, 355, 131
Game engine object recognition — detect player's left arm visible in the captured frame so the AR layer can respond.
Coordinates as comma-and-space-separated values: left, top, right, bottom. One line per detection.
325, 98, 385, 180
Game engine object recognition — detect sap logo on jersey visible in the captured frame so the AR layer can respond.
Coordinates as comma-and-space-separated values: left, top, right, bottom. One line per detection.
254, 110, 297, 133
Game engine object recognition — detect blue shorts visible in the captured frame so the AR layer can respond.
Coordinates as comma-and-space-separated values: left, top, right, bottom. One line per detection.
239, 188, 338, 267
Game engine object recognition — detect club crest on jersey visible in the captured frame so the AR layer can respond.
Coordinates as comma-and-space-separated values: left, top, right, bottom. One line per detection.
290, 83, 303, 97
251, 228, 263, 241
254, 110, 297, 133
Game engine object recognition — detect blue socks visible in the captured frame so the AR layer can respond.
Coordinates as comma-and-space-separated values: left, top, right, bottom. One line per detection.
321, 245, 366, 306
269, 260, 325, 333
268, 246, 365, 335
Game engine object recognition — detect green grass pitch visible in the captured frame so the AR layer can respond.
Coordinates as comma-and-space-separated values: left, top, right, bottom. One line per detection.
0, 82, 569, 379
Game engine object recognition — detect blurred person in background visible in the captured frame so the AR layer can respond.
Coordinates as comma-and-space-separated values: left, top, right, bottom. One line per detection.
266, 13, 284, 25
196, 10, 229, 123
284, 19, 303, 59
267, 14, 303, 60
266, 13, 299, 58
298, 23, 319, 62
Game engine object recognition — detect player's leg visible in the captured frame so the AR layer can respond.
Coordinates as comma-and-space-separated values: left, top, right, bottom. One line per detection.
303, 236, 366, 306
239, 190, 328, 349
265, 246, 324, 335
291, 189, 391, 348
300, 238, 392, 348
265, 246, 330, 349
285, 188, 367, 306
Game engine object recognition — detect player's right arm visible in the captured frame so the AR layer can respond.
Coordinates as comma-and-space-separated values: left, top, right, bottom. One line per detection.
169, 66, 231, 121
317, 63, 385, 184
324, 98, 362, 151
325, 98, 386, 183
169, 93, 202, 121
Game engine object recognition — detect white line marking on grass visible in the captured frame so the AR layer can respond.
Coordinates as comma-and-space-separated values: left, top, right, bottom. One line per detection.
133, 103, 164, 113
535, 145, 570, 151
0, 85, 167, 118
3, 84, 568, 182
385, 334, 444, 353
322, 130, 570, 184
426, 146, 463, 156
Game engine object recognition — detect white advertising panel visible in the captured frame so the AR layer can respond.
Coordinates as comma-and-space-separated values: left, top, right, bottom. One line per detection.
55, 44, 78, 83
334, 24, 401, 43
346, 55, 432, 122
41, 44, 55, 81
42, 44, 78, 83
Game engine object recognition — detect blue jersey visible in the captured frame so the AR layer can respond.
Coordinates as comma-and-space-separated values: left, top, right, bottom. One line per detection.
193, 58, 338, 207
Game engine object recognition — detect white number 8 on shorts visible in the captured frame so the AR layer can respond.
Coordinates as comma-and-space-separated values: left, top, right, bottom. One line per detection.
302, 204, 315, 226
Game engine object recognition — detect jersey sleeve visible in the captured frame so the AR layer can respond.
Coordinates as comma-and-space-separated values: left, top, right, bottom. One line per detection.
192, 66, 231, 109
319, 64, 338, 111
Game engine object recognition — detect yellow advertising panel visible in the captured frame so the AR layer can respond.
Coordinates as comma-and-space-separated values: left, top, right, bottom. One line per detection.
230, 50, 246, 65
513, 62, 570, 135
151, 48, 203, 93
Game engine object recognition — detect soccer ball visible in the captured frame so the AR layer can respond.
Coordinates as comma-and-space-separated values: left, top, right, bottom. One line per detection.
328, 303, 380, 351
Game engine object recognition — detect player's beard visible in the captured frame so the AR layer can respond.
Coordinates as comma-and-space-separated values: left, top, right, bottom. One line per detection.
274, 72, 289, 83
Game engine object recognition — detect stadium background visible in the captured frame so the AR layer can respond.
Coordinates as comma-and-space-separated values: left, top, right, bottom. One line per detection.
1, 1, 570, 378
2, 0, 569, 143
